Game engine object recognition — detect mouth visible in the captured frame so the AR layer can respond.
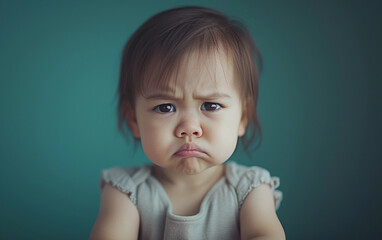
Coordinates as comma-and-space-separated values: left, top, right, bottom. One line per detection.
174, 143, 205, 157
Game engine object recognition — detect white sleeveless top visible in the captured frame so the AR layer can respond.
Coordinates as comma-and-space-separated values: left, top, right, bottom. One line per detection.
100, 161, 282, 240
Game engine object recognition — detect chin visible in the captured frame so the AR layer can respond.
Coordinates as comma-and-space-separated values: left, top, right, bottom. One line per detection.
175, 157, 204, 175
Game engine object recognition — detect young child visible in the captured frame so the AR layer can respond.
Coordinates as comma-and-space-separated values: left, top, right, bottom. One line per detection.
90, 6, 284, 240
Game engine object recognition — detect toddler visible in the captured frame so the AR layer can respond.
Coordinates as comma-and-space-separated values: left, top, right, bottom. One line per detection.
90, 6, 284, 240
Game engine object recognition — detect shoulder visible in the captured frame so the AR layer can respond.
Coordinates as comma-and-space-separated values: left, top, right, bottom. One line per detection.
225, 162, 285, 239
89, 183, 140, 240
100, 165, 151, 205
240, 183, 285, 239
225, 162, 283, 210
89, 165, 150, 240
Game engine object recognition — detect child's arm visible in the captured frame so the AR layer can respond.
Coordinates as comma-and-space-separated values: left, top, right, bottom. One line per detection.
89, 183, 140, 240
240, 184, 285, 240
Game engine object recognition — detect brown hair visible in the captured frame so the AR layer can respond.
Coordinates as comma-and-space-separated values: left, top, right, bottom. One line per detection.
117, 6, 263, 151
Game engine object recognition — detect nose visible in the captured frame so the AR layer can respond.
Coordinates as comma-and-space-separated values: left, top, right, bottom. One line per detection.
175, 118, 203, 138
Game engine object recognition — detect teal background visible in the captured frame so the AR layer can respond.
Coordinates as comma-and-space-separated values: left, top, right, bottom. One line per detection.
1, 0, 381, 239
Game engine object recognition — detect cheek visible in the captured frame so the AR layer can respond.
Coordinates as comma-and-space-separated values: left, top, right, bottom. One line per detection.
138, 118, 173, 163
204, 115, 241, 159
209, 131, 238, 163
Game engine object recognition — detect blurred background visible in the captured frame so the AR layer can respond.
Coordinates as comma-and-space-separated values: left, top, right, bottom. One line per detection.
1, 0, 381, 239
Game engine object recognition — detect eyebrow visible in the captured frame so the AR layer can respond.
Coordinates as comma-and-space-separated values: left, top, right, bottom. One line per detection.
145, 92, 232, 100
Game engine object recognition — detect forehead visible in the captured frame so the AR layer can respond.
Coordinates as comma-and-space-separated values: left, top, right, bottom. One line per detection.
142, 48, 237, 96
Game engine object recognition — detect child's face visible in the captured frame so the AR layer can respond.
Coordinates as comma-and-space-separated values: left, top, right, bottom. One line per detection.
129, 51, 247, 175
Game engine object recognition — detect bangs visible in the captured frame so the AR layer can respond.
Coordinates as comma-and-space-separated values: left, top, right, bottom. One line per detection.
138, 41, 234, 97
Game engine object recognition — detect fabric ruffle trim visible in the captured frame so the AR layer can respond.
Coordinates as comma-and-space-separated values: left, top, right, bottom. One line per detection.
100, 167, 137, 206
236, 166, 283, 210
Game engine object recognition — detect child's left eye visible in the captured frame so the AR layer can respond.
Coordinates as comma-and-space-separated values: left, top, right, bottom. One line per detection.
201, 102, 222, 111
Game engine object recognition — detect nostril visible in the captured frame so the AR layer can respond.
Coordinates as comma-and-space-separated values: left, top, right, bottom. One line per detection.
181, 131, 191, 137
176, 126, 202, 138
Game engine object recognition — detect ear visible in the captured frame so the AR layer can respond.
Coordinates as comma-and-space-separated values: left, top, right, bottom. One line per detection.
126, 105, 141, 138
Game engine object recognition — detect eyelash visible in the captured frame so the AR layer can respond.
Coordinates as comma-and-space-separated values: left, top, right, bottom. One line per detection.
153, 102, 223, 113
201, 102, 222, 111
153, 104, 176, 113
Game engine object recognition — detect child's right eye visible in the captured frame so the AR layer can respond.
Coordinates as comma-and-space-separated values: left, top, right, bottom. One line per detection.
153, 104, 176, 113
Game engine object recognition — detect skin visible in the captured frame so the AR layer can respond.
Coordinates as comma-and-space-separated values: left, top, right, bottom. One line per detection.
132, 50, 246, 177
89, 50, 285, 240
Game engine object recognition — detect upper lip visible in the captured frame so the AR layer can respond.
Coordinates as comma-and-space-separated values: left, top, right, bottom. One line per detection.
175, 143, 204, 153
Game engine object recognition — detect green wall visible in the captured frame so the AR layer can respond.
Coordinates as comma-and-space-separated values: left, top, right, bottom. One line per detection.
1, 0, 381, 239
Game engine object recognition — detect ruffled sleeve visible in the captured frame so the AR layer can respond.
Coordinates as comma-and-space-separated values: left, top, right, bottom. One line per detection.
226, 162, 283, 210
100, 167, 139, 205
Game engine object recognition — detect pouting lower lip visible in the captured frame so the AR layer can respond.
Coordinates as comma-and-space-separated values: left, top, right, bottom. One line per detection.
175, 150, 204, 157
176, 143, 202, 152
